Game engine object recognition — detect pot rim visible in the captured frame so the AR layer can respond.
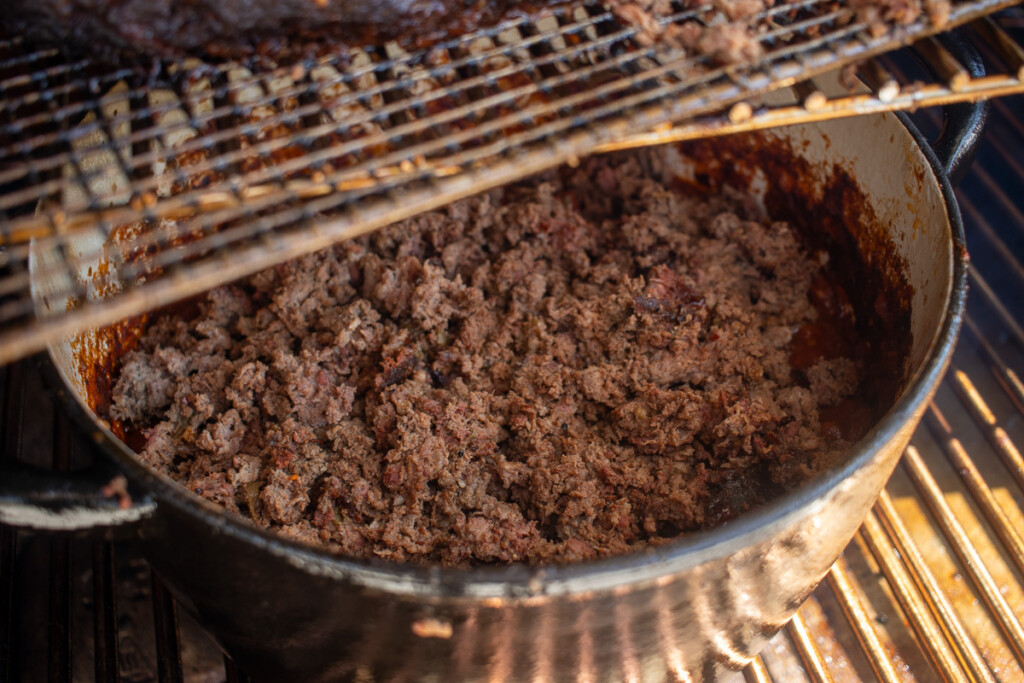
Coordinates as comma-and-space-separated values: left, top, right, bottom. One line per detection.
42, 111, 968, 602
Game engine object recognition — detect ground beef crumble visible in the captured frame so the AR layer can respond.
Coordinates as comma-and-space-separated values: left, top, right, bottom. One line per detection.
111, 151, 866, 566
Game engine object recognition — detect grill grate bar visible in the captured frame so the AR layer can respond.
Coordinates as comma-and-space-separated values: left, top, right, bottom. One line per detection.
974, 15, 1024, 77
151, 576, 183, 683
960, 184, 1024, 279
951, 354, 1024, 494
858, 510, 969, 683
786, 612, 835, 683
48, 412, 73, 683
0, 525, 11, 683
931, 384, 1024, 578
826, 558, 903, 683
902, 445, 1024, 665
48, 538, 71, 683
0, 46, 61, 73
874, 490, 999, 683
224, 657, 250, 683
857, 58, 901, 101
967, 268, 1024, 348
0, 364, 23, 683
0, 58, 95, 98
963, 316, 1024, 414
743, 656, 773, 683
914, 37, 973, 90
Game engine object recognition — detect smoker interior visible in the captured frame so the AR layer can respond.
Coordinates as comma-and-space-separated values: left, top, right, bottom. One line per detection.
0, 83, 1021, 682
1, 21, 1024, 683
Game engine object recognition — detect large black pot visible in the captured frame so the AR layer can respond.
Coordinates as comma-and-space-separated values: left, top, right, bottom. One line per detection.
3, 71, 983, 680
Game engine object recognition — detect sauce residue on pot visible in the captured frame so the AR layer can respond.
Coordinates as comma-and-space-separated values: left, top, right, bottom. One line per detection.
70, 313, 148, 431
674, 132, 914, 440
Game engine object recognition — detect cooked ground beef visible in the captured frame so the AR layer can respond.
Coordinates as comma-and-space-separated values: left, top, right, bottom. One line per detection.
111, 151, 866, 566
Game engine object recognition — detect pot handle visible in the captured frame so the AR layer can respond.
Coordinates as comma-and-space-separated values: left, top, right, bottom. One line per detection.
925, 31, 989, 185
0, 457, 155, 531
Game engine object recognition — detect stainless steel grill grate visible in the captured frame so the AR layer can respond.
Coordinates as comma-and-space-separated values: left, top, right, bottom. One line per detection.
0, 0, 1020, 364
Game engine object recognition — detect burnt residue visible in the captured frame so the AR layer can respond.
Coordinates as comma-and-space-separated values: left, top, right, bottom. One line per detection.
674, 133, 914, 427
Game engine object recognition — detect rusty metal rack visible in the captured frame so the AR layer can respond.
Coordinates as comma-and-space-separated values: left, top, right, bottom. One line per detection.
0, 86, 1021, 683
1, 0, 1022, 364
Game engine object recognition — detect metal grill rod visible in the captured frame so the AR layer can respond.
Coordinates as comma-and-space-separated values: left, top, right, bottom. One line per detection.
0, 365, 23, 682
91, 541, 118, 683
876, 490, 998, 683
902, 445, 1024, 664
929, 390, 1024, 578
786, 612, 835, 683
825, 559, 902, 683
744, 657, 773, 683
